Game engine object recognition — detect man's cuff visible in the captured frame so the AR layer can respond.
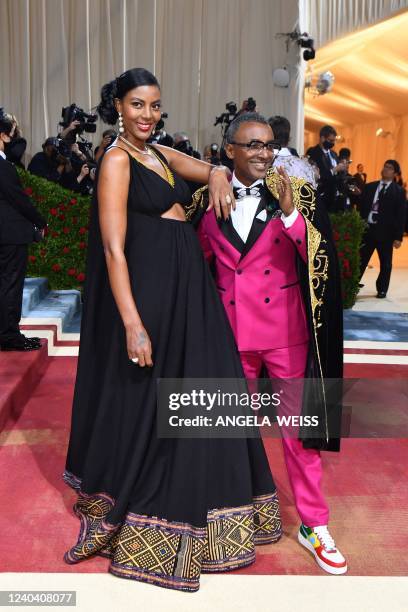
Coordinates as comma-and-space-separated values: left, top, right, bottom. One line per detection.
281, 207, 299, 228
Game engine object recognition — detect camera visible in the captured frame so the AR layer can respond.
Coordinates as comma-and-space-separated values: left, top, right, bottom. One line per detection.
214, 102, 238, 129
245, 97, 257, 112
147, 113, 174, 147
60, 104, 98, 134
155, 112, 168, 133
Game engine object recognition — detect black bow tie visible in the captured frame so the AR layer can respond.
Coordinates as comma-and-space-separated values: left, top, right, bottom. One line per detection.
233, 185, 263, 200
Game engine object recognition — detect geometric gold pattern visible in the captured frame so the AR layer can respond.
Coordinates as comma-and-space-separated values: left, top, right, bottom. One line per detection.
63, 469, 281, 592
253, 491, 282, 545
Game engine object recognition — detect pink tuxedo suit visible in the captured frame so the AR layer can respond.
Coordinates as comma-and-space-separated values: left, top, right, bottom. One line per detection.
198, 210, 309, 351
197, 206, 329, 527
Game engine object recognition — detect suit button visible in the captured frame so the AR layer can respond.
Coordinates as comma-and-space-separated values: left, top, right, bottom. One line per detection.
296, 238, 302, 244
264, 297, 270, 303
236, 269, 242, 275
264, 269, 270, 275
274, 238, 280, 244
230, 300, 235, 305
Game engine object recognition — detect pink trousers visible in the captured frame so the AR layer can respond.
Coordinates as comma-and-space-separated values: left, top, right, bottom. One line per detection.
240, 342, 329, 527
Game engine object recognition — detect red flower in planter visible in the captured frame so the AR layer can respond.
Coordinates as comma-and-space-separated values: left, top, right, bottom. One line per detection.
50, 208, 58, 216
72, 216, 78, 224
44, 227, 49, 236
40, 249, 47, 257
77, 273, 86, 282
338, 251, 344, 258
51, 231, 60, 237
333, 231, 340, 241
28, 255, 36, 263
62, 227, 70, 234
24, 187, 33, 196
63, 247, 70, 254
344, 232, 351, 240
79, 242, 87, 249
68, 268, 77, 276
70, 198, 77, 205
59, 204, 66, 211
58, 214, 65, 221
79, 227, 87, 235
52, 264, 61, 272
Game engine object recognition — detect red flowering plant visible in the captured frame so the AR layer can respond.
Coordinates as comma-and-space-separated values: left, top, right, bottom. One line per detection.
18, 169, 91, 290
330, 210, 366, 309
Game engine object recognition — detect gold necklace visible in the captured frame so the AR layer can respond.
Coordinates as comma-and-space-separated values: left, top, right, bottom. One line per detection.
119, 135, 151, 155
149, 148, 175, 188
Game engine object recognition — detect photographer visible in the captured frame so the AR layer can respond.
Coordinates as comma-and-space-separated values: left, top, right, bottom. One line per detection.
203, 143, 221, 165
173, 132, 201, 159
27, 137, 68, 183
4, 113, 27, 168
94, 129, 117, 162
59, 141, 96, 194
0, 112, 47, 351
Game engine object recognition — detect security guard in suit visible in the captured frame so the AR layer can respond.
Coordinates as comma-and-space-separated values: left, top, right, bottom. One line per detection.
0, 112, 47, 351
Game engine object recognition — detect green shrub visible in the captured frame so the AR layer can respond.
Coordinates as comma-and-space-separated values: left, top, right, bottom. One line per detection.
330, 210, 366, 309
18, 168, 91, 290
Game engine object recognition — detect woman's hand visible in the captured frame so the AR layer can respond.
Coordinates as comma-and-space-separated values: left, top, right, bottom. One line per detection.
126, 323, 153, 367
275, 166, 294, 216
207, 166, 235, 220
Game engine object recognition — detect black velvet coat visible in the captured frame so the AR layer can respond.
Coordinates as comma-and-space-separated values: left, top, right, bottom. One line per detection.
188, 169, 343, 452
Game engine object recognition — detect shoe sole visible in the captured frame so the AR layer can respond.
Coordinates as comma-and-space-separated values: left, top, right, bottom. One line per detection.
298, 531, 347, 575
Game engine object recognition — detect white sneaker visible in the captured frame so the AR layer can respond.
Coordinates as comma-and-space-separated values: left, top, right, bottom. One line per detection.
298, 524, 347, 575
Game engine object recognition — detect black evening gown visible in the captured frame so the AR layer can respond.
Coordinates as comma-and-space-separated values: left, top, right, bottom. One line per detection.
63, 146, 281, 592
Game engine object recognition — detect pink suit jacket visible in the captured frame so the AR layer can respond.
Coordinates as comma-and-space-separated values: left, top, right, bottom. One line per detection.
197, 209, 309, 351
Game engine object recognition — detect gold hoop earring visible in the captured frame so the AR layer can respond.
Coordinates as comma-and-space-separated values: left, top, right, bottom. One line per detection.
118, 112, 124, 134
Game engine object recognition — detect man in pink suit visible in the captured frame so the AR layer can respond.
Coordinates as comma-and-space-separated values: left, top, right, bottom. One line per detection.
195, 113, 347, 575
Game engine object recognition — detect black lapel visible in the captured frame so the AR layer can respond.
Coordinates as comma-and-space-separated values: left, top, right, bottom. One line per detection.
239, 191, 279, 261
218, 216, 245, 253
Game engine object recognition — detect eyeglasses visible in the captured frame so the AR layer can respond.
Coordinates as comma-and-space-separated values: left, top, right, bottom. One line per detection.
230, 140, 281, 153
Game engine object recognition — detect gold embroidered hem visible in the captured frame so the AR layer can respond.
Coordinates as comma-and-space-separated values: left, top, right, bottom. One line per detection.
63, 471, 281, 592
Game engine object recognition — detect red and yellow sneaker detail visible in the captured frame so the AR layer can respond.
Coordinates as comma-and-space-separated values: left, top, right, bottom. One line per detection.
298, 524, 347, 575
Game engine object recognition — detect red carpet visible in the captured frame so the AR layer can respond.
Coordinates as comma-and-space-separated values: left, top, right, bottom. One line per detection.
1, 355, 407, 576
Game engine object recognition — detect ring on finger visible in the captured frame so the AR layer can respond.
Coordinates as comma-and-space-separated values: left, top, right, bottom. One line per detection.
225, 194, 232, 205
131, 357, 139, 364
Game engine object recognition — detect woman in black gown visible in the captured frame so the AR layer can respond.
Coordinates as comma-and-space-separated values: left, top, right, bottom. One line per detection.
63, 68, 281, 592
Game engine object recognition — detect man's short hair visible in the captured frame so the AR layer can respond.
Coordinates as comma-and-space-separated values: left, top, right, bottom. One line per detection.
339, 147, 351, 159
384, 159, 400, 175
173, 131, 189, 143
320, 124, 337, 139
225, 112, 270, 144
268, 115, 291, 147
43, 137, 59, 148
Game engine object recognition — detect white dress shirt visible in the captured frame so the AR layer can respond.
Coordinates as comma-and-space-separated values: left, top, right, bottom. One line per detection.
230, 173, 298, 243
0, 150, 6, 160
367, 180, 392, 224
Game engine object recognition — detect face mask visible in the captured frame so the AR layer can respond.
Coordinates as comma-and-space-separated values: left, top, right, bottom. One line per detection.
323, 140, 334, 150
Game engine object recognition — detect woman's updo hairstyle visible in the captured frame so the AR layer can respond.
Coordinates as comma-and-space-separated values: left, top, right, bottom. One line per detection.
97, 68, 160, 125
